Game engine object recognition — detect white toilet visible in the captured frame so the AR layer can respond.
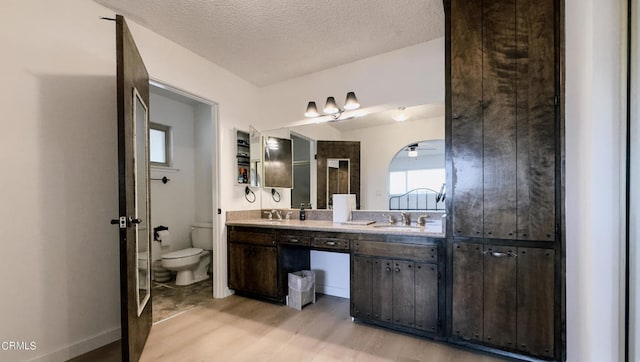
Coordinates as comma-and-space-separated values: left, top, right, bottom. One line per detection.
161, 223, 212, 286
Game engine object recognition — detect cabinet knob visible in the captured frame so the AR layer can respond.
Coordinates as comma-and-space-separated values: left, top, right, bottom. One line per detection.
394, 268, 400, 272
386, 267, 391, 272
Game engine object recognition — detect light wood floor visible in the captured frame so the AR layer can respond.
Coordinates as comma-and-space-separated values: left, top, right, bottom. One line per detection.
72, 294, 505, 361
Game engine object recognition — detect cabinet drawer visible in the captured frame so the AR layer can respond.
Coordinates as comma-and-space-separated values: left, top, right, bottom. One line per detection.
353, 240, 437, 263
277, 234, 310, 246
311, 237, 350, 251
229, 230, 276, 246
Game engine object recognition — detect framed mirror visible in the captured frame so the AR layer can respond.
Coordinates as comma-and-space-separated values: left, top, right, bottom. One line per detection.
133, 87, 150, 317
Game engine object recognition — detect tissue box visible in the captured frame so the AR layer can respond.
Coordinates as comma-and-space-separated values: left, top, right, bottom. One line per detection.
287, 270, 316, 311
332, 194, 356, 223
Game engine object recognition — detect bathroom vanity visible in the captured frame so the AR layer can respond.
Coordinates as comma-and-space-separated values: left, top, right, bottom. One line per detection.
227, 219, 446, 338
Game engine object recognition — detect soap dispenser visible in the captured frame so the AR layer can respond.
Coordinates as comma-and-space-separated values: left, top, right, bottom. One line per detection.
299, 203, 306, 221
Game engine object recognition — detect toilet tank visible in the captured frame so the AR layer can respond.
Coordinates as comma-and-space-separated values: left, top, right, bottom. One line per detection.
191, 222, 213, 250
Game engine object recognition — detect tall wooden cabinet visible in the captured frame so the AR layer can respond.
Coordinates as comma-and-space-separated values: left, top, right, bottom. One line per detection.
446, 0, 563, 360
449, 0, 558, 241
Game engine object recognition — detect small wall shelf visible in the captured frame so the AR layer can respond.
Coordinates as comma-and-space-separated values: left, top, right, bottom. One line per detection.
236, 130, 250, 184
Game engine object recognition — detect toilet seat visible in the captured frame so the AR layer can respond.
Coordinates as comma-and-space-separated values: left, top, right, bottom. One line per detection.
162, 248, 203, 259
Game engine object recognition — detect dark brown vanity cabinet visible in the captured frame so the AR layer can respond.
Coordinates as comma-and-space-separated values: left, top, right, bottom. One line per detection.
228, 229, 279, 301
448, 0, 558, 241
451, 242, 555, 358
351, 240, 439, 334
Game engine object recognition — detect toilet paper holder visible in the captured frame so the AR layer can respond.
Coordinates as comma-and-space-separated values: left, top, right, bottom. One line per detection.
153, 225, 169, 241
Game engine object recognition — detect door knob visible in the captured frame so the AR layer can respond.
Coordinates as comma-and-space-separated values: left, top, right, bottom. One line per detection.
129, 217, 142, 224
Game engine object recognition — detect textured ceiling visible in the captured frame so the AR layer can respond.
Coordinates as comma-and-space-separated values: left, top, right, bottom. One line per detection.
95, 0, 444, 86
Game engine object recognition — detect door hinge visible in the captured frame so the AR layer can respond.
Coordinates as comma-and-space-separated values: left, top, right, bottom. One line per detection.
554, 96, 559, 106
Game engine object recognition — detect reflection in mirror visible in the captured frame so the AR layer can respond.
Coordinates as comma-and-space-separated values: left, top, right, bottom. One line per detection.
286, 103, 444, 209
327, 159, 350, 209
388, 139, 445, 210
249, 126, 262, 187
263, 136, 293, 188
133, 88, 150, 316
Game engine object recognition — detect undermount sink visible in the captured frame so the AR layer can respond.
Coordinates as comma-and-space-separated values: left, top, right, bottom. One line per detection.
254, 219, 285, 225
372, 225, 424, 232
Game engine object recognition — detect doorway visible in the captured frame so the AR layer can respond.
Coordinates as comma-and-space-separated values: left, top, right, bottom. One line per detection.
147, 80, 220, 322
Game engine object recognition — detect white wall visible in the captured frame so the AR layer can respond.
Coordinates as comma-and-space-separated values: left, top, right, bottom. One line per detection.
342, 116, 444, 210
0, 1, 121, 361
310, 251, 350, 298
149, 91, 196, 260
257, 38, 445, 129
565, 0, 624, 361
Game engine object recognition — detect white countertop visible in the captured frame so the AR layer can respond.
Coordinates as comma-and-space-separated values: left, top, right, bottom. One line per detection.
226, 219, 445, 238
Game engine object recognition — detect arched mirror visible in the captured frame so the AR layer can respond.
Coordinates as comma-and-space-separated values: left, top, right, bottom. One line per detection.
388, 139, 445, 210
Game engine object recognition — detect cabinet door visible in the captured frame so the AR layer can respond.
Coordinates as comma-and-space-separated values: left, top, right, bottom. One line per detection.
392, 260, 415, 328
452, 243, 483, 341
415, 262, 438, 333
517, 248, 555, 358
372, 259, 393, 322
450, 0, 484, 238
228, 242, 247, 291
351, 255, 373, 319
483, 245, 517, 349
515, 0, 556, 241
482, 0, 518, 239
244, 245, 278, 298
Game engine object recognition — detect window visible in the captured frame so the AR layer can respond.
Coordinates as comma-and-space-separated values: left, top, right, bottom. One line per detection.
389, 169, 445, 195
149, 122, 172, 167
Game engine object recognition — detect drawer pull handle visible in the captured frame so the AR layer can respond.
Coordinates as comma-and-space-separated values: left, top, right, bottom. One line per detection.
325, 241, 337, 246
289, 239, 299, 243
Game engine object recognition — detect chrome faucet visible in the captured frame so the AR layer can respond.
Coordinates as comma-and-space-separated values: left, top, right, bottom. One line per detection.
417, 214, 429, 226
400, 212, 410, 226
271, 209, 282, 220
382, 213, 397, 224
263, 210, 273, 220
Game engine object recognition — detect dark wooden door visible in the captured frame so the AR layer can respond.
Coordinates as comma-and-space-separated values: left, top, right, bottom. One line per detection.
450, 0, 484, 238
115, 15, 152, 362
392, 260, 415, 328
372, 258, 393, 322
451, 242, 483, 341
483, 245, 517, 348
414, 262, 438, 333
517, 248, 555, 357
515, 0, 556, 241
351, 255, 373, 318
245, 245, 278, 298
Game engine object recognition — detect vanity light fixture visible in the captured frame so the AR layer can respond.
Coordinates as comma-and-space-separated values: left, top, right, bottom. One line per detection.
407, 144, 418, 158
305, 92, 360, 120
392, 106, 409, 122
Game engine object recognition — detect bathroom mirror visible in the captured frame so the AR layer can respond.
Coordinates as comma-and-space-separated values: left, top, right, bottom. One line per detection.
249, 126, 262, 188
263, 136, 293, 188
134, 88, 151, 316
286, 103, 444, 209
326, 159, 350, 209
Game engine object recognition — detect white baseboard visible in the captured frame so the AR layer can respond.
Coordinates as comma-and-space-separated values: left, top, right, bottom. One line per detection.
29, 327, 120, 362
